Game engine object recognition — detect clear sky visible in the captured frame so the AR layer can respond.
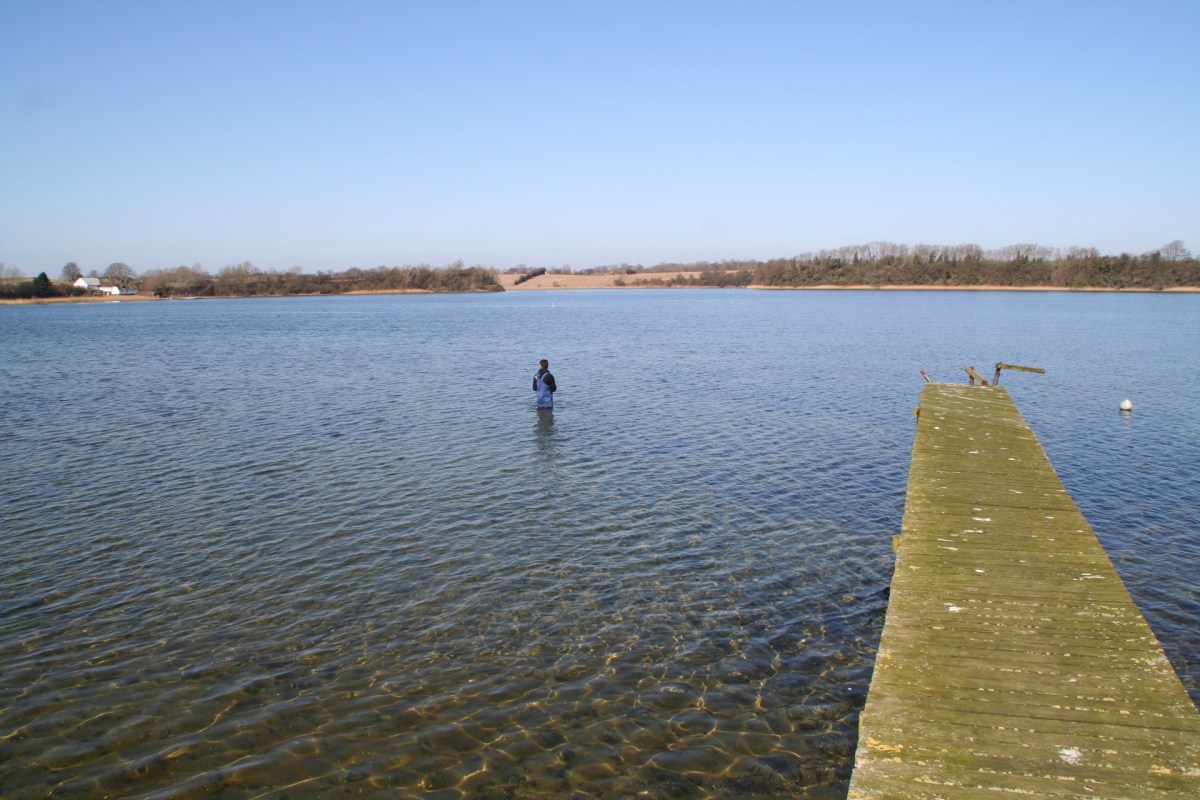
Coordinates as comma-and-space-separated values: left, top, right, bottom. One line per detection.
1, 0, 1197, 275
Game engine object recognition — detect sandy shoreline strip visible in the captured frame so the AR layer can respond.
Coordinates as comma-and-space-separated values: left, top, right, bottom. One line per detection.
746, 283, 1200, 293
0, 293, 162, 305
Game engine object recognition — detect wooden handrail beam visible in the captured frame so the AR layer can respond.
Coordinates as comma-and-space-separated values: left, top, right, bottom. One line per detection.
993, 362, 1046, 385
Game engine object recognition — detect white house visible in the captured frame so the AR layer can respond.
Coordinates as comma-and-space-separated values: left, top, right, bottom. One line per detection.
74, 276, 135, 295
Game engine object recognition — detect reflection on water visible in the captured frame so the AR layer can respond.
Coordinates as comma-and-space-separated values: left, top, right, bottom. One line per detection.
535, 409, 558, 465
535, 406, 555, 435
0, 290, 1196, 799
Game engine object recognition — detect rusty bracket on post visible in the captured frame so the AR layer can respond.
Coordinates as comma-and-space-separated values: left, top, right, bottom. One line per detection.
965, 366, 989, 385
993, 362, 1046, 386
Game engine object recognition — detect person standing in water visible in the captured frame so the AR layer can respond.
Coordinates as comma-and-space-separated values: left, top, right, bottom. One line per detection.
533, 359, 557, 409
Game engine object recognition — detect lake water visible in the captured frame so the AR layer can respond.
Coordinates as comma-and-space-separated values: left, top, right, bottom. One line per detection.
1, 289, 1197, 799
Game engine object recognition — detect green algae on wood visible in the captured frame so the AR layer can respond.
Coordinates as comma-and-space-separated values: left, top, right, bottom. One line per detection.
849, 383, 1200, 799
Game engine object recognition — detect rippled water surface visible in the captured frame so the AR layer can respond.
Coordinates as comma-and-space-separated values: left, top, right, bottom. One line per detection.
2, 290, 1197, 799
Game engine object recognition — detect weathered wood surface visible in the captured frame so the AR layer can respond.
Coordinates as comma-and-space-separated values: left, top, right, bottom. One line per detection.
849, 383, 1200, 799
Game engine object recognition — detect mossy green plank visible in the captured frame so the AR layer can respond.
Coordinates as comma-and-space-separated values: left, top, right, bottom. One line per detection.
849, 383, 1200, 799
850, 757, 1194, 799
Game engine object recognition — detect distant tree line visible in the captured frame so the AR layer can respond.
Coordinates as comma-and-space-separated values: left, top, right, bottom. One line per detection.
4, 241, 1195, 299
649, 240, 1197, 290
1, 260, 500, 299
0, 270, 75, 299
138, 261, 501, 297
0, 261, 136, 299
614, 270, 754, 287
561, 240, 1198, 289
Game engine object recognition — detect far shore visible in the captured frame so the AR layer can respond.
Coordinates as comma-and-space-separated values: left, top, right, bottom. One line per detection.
4, 275, 1198, 305
0, 288, 439, 306
493, 271, 1200, 293
0, 293, 162, 305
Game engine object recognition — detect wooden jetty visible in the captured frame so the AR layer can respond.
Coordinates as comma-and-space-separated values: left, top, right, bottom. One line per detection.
849, 382, 1200, 799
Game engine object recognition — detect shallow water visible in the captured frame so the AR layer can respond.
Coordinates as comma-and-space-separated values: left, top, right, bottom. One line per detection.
1, 290, 1196, 799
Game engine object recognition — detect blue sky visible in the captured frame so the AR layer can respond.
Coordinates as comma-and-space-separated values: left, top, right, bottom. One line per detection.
1, 0, 1197, 275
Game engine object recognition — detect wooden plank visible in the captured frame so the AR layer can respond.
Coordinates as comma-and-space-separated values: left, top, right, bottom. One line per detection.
994, 362, 1046, 385
848, 383, 1200, 799
995, 363, 1046, 374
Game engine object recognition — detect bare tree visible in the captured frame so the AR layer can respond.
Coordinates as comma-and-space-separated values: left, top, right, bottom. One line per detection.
1160, 240, 1191, 261
102, 262, 137, 288
61, 262, 82, 282
912, 244, 940, 263
949, 244, 982, 262
215, 262, 259, 294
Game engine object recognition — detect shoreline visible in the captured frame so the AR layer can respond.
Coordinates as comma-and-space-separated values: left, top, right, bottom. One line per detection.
4, 280, 1198, 306
496, 271, 1200, 292
0, 288, 438, 306
0, 293, 162, 305
745, 283, 1200, 293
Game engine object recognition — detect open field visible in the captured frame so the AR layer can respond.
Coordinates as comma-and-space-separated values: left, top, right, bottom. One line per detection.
493, 271, 713, 289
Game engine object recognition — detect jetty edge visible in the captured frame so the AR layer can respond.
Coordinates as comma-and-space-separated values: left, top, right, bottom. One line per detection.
848, 381, 1200, 798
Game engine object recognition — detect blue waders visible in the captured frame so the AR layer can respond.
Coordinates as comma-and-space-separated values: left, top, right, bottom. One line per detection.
535, 373, 554, 409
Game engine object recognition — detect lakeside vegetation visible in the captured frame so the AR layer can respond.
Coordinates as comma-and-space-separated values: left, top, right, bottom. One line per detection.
588, 240, 1199, 290
138, 261, 502, 297
2, 241, 1196, 300
0, 261, 501, 299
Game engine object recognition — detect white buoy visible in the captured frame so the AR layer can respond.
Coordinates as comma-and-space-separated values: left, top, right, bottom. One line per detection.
1119, 399, 1133, 411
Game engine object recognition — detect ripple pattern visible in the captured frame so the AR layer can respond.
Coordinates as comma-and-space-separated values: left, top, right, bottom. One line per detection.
1, 290, 1196, 799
